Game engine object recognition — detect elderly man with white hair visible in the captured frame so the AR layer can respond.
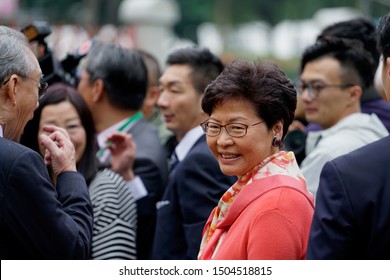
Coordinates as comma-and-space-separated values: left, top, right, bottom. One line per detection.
0, 25, 93, 259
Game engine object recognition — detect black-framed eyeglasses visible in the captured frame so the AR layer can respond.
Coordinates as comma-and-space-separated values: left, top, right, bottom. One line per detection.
2, 75, 48, 98
296, 82, 355, 99
200, 120, 264, 138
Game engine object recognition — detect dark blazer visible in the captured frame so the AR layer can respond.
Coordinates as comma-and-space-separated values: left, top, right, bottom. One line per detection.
307, 135, 390, 259
0, 137, 93, 259
151, 135, 236, 260
102, 118, 168, 259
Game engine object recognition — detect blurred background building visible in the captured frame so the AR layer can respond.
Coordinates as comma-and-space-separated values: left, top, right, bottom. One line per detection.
1, 0, 389, 79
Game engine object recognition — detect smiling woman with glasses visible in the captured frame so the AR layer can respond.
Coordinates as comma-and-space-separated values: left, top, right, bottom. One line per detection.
197, 60, 314, 260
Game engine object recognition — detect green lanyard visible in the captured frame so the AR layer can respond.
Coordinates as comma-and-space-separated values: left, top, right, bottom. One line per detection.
117, 111, 143, 132
97, 111, 143, 159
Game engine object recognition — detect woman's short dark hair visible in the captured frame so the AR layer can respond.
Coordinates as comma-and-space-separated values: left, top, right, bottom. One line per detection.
202, 60, 297, 140
20, 83, 99, 183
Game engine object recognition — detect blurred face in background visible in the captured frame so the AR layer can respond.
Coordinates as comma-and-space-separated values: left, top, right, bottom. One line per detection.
77, 70, 94, 109
299, 57, 355, 129
38, 100, 86, 163
382, 57, 390, 100
157, 64, 206, 141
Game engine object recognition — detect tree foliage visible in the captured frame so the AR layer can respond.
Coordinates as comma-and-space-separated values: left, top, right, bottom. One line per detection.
174, 0, 389, 43
20, 0, 390, 33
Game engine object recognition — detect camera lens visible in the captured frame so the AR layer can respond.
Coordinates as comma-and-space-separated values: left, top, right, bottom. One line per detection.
284, 130, 306, 164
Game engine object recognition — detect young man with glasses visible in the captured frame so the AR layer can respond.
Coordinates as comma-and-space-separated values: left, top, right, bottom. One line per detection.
307, 13, 390, 259
305, 17, 390, 133
298, 37, 388, 199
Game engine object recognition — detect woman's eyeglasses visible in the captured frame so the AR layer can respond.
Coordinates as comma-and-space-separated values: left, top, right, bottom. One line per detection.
200, 120, 264, 138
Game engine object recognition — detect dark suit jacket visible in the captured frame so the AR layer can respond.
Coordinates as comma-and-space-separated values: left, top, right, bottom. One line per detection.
307, 135, 390, 259
102, 118, 168, 259
151, 135, 236, 259
0, 137, 93, 259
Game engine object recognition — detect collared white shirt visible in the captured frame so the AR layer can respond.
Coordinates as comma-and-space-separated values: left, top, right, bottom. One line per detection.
97, 117, 139, 148
0, 125, 3, 138
301, 113, 388, 199
98, 117, 147, 201
174, 125, 204, 161
97, 114, 143, 163
156, 126, 204, 211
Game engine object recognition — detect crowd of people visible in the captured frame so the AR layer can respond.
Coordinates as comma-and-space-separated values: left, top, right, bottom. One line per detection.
1, 12, 390, 260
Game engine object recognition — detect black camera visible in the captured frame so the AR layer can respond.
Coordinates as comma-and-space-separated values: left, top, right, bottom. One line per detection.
284, 129, 306, 165
21, 21, 91, 87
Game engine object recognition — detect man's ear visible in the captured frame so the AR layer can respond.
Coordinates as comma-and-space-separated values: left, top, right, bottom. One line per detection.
91, 78, 104, 103
348, 85, 363, 104
145, 86, 160, 106
3, 74, 20, 106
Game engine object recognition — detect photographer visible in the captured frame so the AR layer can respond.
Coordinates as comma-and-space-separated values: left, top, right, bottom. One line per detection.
21, 21, 91, 87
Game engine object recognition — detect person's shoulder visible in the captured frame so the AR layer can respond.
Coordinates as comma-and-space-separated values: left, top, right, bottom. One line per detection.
131, 119, 164, 147
0, 138, 39, 161
89, 168, 135, 203
277, 186, 313, 211
314, 119, 384, 156
240, 186, 313, 231
185, 135, 208, 154
132, 118, 158, 135
249, 182, 312, 208
321, 136, 390, 189
182, 140, 215, 165
90, 168, 123, 184
0, 139, 49, 187
362, 96, 390, 112
0, 137, 25, 151
333, 135, 390, 165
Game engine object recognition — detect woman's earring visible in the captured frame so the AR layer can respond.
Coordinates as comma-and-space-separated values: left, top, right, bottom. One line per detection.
272, 136, 281, 147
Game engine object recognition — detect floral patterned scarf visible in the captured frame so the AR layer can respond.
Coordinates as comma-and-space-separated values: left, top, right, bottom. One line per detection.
198, 151, 304, 259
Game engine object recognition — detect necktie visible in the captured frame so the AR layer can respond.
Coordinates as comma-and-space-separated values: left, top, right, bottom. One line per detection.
170, 151, 179, 174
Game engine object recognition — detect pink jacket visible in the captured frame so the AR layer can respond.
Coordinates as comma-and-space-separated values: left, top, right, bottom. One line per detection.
200, 175, 314, 260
